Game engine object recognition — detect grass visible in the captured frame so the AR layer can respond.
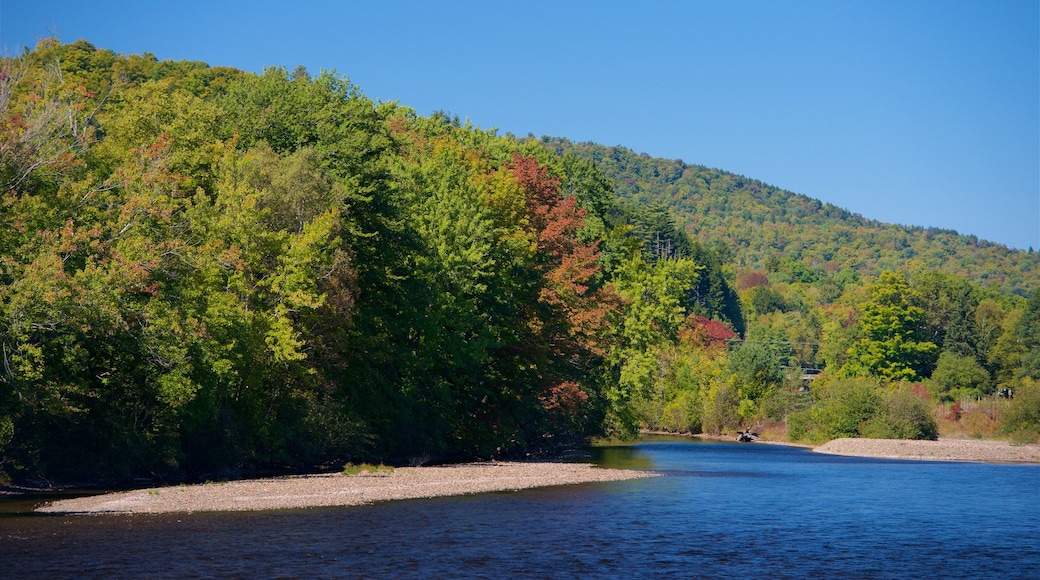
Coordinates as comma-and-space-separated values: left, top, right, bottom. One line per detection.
342, 462, 395, 476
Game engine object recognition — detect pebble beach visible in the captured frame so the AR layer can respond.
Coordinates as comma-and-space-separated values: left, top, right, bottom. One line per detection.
813, 437, 1040, 463
35, 461, 657, 515
30, 437, 1039, 516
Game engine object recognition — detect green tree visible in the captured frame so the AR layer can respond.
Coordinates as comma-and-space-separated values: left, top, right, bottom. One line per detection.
913, 271, 980, 359
1015, 290, 1040, 380
840, 271, 938, 382
988, 307, 1025, 386
1000, 378, 1040, 440
610, 256, 701, 433
811, 378, 883, 439
727, 341, 784, 417
928, 351, 991, 402
974, 299, 1006, 374
747, 286, 788, 317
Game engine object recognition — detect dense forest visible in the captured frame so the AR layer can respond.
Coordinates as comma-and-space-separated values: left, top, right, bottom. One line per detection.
1, 40, 1038, 484
541, 138, 1040, 297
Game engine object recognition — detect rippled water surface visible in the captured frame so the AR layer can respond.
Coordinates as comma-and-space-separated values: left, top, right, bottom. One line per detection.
3, 438, 1038, 578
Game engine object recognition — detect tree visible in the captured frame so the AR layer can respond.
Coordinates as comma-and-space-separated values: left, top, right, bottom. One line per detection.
811, 378, 883, 439
1015, 290, 1040, 380
505, 152, 623, 436
987, 307, 1025, 387
680, 315, 736, 351
928, 351, 991, 402
747, 286, 788, 317
974, 299, 1006, 374
840, 271, 938, 382
728, 341, 784, 416
913, 271, 980, 359
610, 256, 701, 433
684, 240, 745, 336
819, 303, 861, 372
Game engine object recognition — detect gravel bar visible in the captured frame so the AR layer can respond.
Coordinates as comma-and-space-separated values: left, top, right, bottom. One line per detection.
35, 462, 658, 515
813, 437, 1040, 463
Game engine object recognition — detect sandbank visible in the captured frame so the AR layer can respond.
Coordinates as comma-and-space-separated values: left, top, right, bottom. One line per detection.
35, 461, 657, 515
813, 437, 1040, 463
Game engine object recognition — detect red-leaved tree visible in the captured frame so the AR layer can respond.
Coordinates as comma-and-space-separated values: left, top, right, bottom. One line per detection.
505, 153, 622, 420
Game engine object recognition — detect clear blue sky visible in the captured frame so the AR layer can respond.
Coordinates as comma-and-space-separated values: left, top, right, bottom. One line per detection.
3, 0, 1038, 250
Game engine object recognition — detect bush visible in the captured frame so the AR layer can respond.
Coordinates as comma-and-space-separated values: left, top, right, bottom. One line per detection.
1001, 379, 1040, 439
702, 381, 740, 435
812, 378, 882, 439
877, 389, 939, 440
929, 351, 991, 402
761, 388, 812, 421
796, 379, 937, 441
659, 391, 702, 433
786, 408, 816, 442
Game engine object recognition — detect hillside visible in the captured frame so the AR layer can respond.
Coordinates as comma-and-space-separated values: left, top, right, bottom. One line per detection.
2, 39, 1037, 485
540, 138, 1039, 297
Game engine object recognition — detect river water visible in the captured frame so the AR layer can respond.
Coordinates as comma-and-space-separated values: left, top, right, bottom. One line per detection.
2, 437, 1038, 578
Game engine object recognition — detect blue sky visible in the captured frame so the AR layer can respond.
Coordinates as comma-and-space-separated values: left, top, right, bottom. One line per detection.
3, 0, 1038, 249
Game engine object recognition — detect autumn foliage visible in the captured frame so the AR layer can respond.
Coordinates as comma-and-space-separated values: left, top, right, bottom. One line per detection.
2, 39, 1036, 486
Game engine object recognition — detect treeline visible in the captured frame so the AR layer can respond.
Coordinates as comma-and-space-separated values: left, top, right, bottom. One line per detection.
540, 139, 1040, 442
0, 40, 746, 482
630, 266, 1040, 443
1, 40, 1037, 485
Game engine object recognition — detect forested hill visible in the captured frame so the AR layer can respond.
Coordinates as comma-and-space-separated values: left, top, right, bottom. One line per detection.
2, 39, 1038, 485
1, 39, 746, 481
540, 138, 1039, 297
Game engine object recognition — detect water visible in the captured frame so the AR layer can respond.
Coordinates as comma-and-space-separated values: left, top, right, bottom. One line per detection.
2, 437, 1038, 578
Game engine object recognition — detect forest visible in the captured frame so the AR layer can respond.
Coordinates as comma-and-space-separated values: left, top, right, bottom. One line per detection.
1, 39, 1038, 484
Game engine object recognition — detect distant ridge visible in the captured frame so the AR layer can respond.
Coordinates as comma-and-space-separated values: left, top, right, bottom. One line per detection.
539, 137, 1038, 296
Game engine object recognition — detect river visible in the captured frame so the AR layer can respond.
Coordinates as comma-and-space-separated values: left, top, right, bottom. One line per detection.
2, 437, 1038, 578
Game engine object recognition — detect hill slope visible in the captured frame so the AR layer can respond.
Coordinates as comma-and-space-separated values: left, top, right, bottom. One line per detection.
540, 138, 1038, 296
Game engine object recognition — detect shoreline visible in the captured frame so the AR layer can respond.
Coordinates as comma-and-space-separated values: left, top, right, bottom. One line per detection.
34, 461, 657, 516
24, 436, 1040, 515
643, 431, 1040, 463
811, 437, 1040, 463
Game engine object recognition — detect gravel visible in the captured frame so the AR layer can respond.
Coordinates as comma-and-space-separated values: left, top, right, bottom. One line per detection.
813, 437, 1040, 463
32, 438, 1037, 515
35, 461, 658, 515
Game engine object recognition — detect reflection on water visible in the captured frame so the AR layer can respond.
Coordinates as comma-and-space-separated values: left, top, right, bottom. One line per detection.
586, 442, 657, 470
2, 437, 1039, 579
0, 489, 112, 518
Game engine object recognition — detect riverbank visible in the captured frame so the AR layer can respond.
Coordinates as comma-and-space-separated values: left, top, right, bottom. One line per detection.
813, 437, 1040, 463
656, 431, 1040, 463
34, 461, 657, 515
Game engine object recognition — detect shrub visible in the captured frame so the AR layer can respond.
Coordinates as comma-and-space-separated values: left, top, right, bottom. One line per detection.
812, 378, 882, 439
786, 408, 815, 441
761, 388, 812, 421
702, 381, 740, 435
659, 391, 702, 434
807, 379, 939, 441
1001, 378, 1040, 439
929, 351, 991, 402
873, 389, 938, 440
